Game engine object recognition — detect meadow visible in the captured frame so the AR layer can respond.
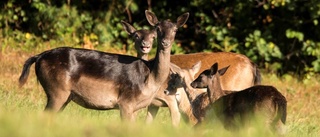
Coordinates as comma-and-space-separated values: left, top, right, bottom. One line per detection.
0, 47, 319, 137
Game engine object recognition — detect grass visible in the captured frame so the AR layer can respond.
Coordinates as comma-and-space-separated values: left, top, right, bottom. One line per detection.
0, 47, 320, 137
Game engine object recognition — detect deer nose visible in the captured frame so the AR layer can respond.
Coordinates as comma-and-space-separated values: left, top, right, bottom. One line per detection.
161, 40, 170, 46
190, 82, 196, 88
142, 40, 147, 46
164, 89, 170, 95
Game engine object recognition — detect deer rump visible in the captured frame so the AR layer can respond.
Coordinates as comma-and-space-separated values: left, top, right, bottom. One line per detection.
207, 85, 287, 130
20, 47, 154, 110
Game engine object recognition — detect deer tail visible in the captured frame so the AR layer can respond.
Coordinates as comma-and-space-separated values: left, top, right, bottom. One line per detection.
19, 55, 38, 87
274, 96, 287, 124
252, 62, 262, 85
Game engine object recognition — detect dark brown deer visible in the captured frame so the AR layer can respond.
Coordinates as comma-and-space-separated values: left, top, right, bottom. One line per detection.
18, 10, 189, 122
121, 21, 156, 60
190, 63, 287, 134
121, 18, 185, 126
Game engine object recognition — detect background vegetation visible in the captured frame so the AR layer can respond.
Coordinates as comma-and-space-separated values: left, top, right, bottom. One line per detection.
1, 0, 320, 76
1, 0, 320, 137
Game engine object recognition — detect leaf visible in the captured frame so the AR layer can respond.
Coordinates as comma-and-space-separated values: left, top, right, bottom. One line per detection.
253, 30, 261, 37
130, 2, 139, 13
286, 29, 293, 38
314, 19, 318, 26
312, 59, 320, 72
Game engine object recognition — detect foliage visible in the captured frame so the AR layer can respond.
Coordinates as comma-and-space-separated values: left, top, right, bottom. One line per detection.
0, 0, 320, 75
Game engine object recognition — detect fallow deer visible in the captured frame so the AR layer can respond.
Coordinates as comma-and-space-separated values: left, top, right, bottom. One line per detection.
18, 10, 189, 122
120, 21, 156, 60
191, 63, 287, 134
171, 52, 261, 91
121, 16, 185, 126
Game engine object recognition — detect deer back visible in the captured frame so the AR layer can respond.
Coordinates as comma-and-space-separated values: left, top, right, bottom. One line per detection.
171, 52, 261, 91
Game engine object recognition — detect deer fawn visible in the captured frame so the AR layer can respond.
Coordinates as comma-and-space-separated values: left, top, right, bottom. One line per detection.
18, 10, 189, 122
191, 63, 287, 134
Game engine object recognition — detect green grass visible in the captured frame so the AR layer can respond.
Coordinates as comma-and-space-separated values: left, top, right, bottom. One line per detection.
0, 48, 320, 137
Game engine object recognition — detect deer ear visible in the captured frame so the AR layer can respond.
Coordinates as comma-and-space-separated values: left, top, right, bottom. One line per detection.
170, 63, 182, 74
210, 63, 218, 76
145, 10, 159, 26
218, 65, 230, 76
191, 61, 201, 76
121, 20, 136, 36
176, 12, 189, 27
180, 76, 187, 87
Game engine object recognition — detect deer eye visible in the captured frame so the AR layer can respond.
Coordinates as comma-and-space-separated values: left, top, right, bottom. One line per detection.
156, 26, 161, 33
134, 34, 140, 39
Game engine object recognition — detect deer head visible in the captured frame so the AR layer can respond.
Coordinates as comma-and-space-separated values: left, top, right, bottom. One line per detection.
191, 62, 230, 102
191, 63, 230, 89
121, 21, 156, 60
145, 10, 189, 50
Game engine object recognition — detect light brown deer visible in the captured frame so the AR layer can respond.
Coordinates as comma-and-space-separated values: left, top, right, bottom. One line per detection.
190, 63, 287, 134
163, 62, 204, 124
171, 52, 261, 90
18, 10, 189, 122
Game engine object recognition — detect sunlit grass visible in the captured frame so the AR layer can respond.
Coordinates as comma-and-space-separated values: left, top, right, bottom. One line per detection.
0, 48, 319, 137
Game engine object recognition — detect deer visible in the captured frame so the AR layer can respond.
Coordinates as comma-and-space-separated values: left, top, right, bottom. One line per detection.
190, 62, 287, 134
162, 61, 219, 125
161, 62, 202, 124
171, 52, 261, 90
120, 20, 156, 60
18, 10, 189, 122
121, 20, 185, 126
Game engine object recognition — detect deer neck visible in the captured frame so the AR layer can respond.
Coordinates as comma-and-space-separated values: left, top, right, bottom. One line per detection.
207, 76, 225, 103
187, 88, 203, 101
146, 43, 171, 94
177, 88, 199, 125
151, 47, 171, 82
137, 53, 149, 60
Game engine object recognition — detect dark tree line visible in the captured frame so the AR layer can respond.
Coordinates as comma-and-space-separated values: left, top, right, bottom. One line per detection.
1, 0, 320, 76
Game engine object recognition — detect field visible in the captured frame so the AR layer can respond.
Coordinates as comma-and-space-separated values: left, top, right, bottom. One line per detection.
0, 48, 319, 137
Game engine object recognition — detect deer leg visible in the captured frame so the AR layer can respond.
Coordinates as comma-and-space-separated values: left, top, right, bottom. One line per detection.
166, 97, 181, 127
146, 106, 160, 124
130, 110, 140, 122
119, 104, 135, 122
274, 120, 286, 135
44, 89, 71, 112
